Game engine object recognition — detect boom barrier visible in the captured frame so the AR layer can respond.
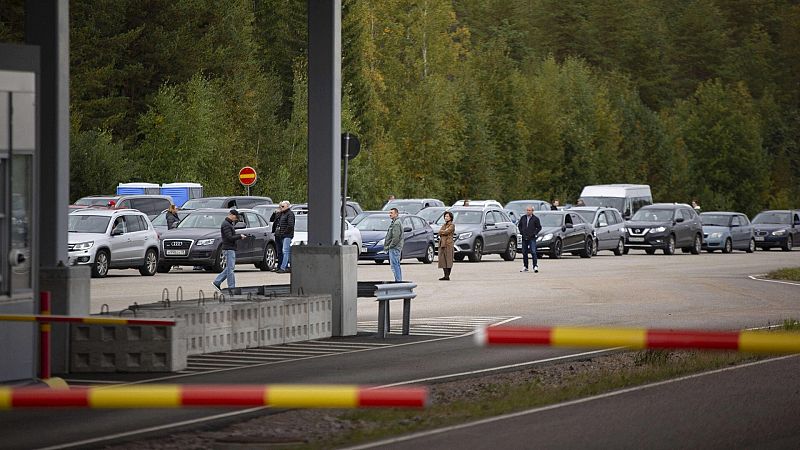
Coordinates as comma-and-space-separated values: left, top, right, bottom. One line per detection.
475, 326, 800, 354
0, 314, 176, 326
0, 385, 428, 409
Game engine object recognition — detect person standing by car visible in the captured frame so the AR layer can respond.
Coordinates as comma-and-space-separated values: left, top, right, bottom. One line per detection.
437, 211, 455, 281
275, 201, 295, 273
551, 200, 560, 211
385, 207, 404, 282
213, 210, 246, 292
166, 204, 181, 230
270, 206, 284, 271
518, 206, 542, 273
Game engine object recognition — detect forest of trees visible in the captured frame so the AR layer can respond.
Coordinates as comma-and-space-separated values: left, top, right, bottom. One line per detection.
1, 0, 798, 215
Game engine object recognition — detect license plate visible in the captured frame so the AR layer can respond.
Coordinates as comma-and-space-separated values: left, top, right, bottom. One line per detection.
755, 237, 764, 241
165, 249, 187, 256
629, 237, 644, 242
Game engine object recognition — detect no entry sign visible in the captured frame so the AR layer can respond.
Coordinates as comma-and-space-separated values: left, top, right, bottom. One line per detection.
238, 166, 257, 187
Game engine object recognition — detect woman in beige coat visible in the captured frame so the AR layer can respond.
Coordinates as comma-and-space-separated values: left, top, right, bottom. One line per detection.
438, 211, 455, 280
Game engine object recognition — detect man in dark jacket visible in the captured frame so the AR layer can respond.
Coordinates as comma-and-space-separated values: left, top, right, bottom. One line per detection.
274, 201, 295, 273
269, 207, 283, 271
213, 209, 246, 291
518, 206, 542, 273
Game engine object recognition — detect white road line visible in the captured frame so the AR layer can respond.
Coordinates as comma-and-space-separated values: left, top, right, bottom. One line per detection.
345, 354, 800, 450
748, 274, 800, 286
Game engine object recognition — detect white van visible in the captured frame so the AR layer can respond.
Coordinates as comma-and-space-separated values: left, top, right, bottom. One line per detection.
579, 184, 652, 219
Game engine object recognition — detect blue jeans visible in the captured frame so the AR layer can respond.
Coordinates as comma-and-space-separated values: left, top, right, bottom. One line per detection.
280, 236, 292, 270
388, 248, 402, 282
214, 249, 237, 288
521, 239, 537, 269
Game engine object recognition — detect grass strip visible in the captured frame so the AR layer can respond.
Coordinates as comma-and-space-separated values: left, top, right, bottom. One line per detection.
766, 267, 800, 281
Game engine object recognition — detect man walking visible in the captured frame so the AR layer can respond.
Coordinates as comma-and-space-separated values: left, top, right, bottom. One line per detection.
270, 206, 283, 271
518, 206, 542, 273
213, 209, 246, 292
274, 201, 295, 273
385, 207, 404, 281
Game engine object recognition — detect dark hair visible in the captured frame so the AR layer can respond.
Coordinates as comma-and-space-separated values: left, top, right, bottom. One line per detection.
390, 207, 399, 214
443, 211, 453, 221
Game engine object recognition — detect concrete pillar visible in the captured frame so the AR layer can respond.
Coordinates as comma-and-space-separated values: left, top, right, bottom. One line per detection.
291, 246, 357, 336
39, 266, 90, 374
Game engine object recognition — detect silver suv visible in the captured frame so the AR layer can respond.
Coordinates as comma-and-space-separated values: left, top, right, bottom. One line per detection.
68, 209, 160, 278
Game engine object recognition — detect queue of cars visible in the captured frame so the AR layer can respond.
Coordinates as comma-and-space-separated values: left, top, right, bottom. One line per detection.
68, 190, 799, 279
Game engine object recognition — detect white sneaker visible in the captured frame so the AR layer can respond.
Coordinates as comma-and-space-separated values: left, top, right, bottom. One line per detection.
533, 265, 539, 273
520, 268, 528, 272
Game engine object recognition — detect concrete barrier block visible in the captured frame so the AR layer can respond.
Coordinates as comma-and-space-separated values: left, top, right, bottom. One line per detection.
257, 298, 286, 346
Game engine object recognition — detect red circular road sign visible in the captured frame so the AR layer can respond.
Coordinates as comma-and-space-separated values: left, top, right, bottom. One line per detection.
238, 166, 257, 187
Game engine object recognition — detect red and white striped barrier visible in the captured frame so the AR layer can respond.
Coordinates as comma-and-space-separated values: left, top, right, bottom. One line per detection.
0, 385, 428, 409
0, 314, 175, 326
475, 326, 800, 354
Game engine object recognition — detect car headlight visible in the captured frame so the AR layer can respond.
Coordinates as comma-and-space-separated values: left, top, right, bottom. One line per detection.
72, 241, 94, 250
619, 227, 627, 233
377, 239, 385, 246
542, 233, 553, 242
709, 232, 722, 239
772, 229, 787, 236
652, 226, 667, 233
457, 232, 473, 240
196, 239, 215, 246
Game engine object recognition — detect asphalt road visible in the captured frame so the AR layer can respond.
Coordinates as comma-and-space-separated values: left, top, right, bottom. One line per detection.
2, 249, 798, 449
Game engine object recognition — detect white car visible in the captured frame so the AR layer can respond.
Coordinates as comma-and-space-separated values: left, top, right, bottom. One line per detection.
68, 208, 160, 278
291, 214, 362, 254
451, 199, 503, 208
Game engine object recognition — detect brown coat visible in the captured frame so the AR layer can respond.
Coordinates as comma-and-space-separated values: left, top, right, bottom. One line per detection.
438, 222, 455, 269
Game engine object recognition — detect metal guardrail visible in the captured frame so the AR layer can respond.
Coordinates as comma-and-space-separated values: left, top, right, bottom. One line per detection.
358, 281, 417, 338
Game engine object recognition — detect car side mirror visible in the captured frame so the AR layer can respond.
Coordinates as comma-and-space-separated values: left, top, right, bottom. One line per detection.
565, 223, 573, 229
403, 226, 412, 232
730, 223, 739, 228
485, 220, 495, 228
111, 227, 123, 236
675, 217, 684, 223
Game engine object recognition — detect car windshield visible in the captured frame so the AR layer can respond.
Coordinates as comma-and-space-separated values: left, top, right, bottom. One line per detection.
177, 212, 228, 228
700, 214, 731, 227
294, 215, 308, 232
74, 197, 114, 206
356, 215, 392, 231
69, 215, 110, 233
752, 212, 790, 225
417, 208, 444, 223
581, 197, 625, 212
538, 214, 564, 227
632, 208, 673, 222
383, 201, 423, 214
182, 198, 225, 209
573, 210, 595, 223
437, 210, 482, 225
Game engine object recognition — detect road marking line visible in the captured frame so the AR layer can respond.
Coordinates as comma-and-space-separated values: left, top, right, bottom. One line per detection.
748, 274, 800, 286
345, 354, 800, 450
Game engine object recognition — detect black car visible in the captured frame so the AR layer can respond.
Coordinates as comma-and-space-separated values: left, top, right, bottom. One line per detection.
534, 211, 594, 259
623, 203, 703, 255
751, 209, 800, 251
181, 196, 273, 210
157, 208, 277, 272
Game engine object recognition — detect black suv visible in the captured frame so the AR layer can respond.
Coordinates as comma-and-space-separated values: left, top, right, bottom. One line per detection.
623, 203, 703, 255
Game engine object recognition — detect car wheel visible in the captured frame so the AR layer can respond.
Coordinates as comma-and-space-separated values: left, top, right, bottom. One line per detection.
501, 238, 517, 261
592, 238, 599, 256
468, 239, 483, 262
746, 238, 755, 253
260, 243, 277, 271
139, 249, 158, 276
782, 236, 793, 251
722, 238, 732, 254
622, 247, 629, 255
156, 263, 172, 273
92, 250, 109, 278
212, 249, 227, 273
664, 235, 675, 255
645, 248, 656, 255
691, 234, 702, 254
420, 244, 435, 264
454, 254, 465, 262
613, 238, 624, 256
374, 259, 385, 264
549, 239, 562, 259
580, 237, 593, 258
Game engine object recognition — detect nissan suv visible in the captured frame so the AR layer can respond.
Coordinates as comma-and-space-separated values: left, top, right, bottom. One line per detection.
68, 209, 160, 278
622, 203, 703, 255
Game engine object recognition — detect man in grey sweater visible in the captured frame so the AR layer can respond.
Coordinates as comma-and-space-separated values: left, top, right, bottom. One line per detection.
385, 207, 404, 282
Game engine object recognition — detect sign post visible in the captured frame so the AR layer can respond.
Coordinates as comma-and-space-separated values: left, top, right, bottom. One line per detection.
341, 133, 360, 244
238, 166, 258, 195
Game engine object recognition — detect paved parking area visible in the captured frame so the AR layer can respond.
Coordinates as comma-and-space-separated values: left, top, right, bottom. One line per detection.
91, 250, 800, 331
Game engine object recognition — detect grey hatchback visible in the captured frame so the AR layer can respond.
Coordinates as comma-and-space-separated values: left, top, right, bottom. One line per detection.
436, 207, 517, 262
570, 207, 625, 256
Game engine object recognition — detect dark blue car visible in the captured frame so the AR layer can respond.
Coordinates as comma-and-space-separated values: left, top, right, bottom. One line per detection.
355, 212, 435, 264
